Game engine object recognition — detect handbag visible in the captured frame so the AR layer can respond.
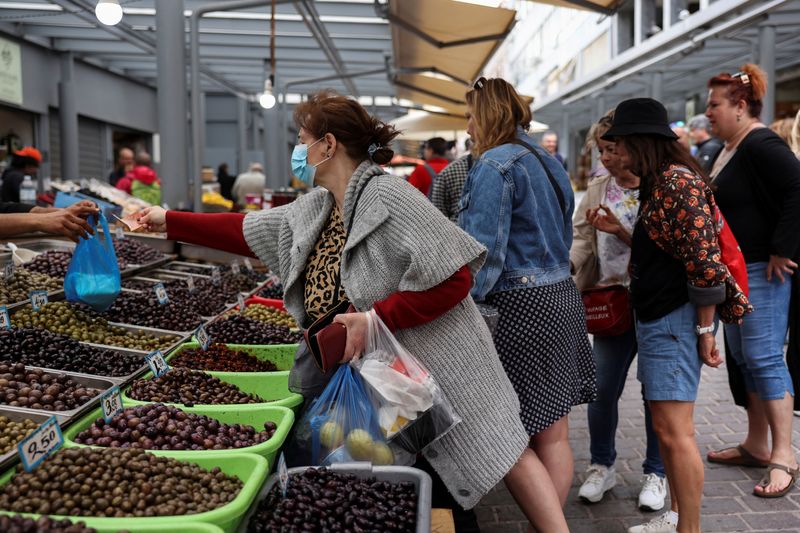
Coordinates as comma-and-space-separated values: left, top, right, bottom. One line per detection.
581, 284, 632, 337
302, 185, 368, 373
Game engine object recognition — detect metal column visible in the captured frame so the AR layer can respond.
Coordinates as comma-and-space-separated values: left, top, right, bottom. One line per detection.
758, 25, 776, 124
155, 0, 189, 209
651, 72, 664, 102
560, 113, 570, 174
34, 112, 50, 191
237, 98, 248, 175
263, 107, 282, 189
58, 52, 79, 182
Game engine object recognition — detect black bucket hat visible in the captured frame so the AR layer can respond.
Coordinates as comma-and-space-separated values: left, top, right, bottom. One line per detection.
601, 98, 678, 140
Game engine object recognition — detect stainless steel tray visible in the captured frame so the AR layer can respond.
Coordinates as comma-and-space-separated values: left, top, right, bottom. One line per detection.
14, 345, 148, 385
0, 406, 70, 473
9, 238, 76, 254
179, 242, 263, 266
0, 369, 115, 419
99, 323, 188, 353
4, 289, 66, 312
162, 261, 217, 275
122, 233, 176, 254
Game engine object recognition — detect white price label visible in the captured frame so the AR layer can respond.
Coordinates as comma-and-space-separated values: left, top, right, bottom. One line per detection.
186, 276, 196, 292
30, 291, 48, 312
243, 258, 254, 272
0, 305, 10, 330
154, 283, 169, 305
4, 262, 14, 281
145, 350, 170, 377
195, 324, 211, 351
238, 294, 246, 313
278, 452, 289, 498
231, 261, 240, 275
115, 225, 125, 239
100, 386, 124, 422
18, 416, 63, 472
211, 268, 221, 286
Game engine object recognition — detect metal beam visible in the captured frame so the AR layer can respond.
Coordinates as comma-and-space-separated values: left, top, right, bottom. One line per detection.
758, 24, 776, 124
293, 0, 358, 96
58, 52, 79, 182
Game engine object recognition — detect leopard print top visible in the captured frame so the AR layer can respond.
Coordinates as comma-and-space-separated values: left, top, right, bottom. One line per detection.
303, 207, 348, 321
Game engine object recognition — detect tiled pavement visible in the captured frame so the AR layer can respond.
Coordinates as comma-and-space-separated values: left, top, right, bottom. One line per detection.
475, 347, 800, 532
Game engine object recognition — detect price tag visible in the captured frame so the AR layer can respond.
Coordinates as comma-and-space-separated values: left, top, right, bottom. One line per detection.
211, 268, 221, 286
153, 283, 169, 305
115, 225, 125, 239
186, 276, 196, 293
237, 294, 246, 313
4, 261, 14, 281
243, 258, 254, 272
0, 305, 10, 330
195, 324, 211, 351
30, 291, 48, 312
145, 349, 170, 378
278, 452, 289, 498
18, 416, 63, 472
100, 386, 124, 422
231, 261, 241, 275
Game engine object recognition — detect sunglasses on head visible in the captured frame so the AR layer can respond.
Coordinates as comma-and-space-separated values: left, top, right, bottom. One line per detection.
473, 77, 487, 90
732, 71, 750, 85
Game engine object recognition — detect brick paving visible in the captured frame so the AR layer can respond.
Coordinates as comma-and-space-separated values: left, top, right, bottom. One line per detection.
475, 341, 800, 532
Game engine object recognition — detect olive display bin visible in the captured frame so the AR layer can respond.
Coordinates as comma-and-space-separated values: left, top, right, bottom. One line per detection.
120, 366, 303, 412
61, 403, 294, 466
238, 463, 433, 533
167, 341, 296, 373
0, 452, 268, 532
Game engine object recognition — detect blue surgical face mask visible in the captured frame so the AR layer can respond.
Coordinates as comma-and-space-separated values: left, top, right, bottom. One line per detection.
291, 137, 330, 187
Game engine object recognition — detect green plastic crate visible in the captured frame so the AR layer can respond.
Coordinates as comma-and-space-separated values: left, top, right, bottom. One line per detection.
61, 403, 294, 466
121, 370, 303, 412
168, 342, 296, 372
0, 452, 267, 533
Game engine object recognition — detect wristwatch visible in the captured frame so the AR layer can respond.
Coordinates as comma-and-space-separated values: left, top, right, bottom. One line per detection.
695, 324, 714, 336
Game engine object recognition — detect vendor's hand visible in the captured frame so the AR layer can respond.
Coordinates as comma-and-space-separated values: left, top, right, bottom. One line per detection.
766, 255, 797, 283
34, 209, 94, 243
135, 206, 167, 233
698, 333, 722, 368
66, 201, 100, 219
333, 312, 369, 363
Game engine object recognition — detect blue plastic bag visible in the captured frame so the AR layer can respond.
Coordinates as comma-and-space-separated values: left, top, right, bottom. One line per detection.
64, 212, 121, 312
294, 365, 392, 466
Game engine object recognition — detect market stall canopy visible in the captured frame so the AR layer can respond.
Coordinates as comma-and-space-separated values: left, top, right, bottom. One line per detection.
385, 0, 516, 114
391, 111, 549, 141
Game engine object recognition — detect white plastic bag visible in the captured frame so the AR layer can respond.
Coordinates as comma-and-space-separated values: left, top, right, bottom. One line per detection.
352, 310, 461, 455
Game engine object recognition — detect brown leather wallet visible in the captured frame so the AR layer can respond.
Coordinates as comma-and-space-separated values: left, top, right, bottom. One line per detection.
303, 301, 355, 373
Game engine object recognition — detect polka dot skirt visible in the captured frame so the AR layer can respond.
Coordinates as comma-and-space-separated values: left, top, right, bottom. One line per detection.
488, 279, 598, 435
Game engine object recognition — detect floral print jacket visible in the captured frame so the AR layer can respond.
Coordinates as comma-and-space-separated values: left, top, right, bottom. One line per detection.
640, 165, 752, 323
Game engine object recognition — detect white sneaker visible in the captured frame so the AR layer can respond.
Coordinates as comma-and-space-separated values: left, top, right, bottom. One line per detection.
638, 473, 667, 511
627, 511, 678, 533
578, 464, 616, 503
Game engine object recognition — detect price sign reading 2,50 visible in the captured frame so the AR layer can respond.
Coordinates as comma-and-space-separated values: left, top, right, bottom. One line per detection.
18, 416, 64, 472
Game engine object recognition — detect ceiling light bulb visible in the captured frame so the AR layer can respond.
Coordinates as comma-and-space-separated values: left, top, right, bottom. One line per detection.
259, 92, 276, 109
95, 0, 123, 26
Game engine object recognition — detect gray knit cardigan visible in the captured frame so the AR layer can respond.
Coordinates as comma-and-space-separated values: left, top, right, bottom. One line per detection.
243, 160, 528, 509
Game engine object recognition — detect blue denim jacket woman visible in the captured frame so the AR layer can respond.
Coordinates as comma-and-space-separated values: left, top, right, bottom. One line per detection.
459, 127, 574, 301
455, 77, 595, 532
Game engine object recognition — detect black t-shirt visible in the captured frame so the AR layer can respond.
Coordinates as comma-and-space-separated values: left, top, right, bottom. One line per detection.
713, 128, 800, 262
0, 168, 25, 203
630, 219, 689, 322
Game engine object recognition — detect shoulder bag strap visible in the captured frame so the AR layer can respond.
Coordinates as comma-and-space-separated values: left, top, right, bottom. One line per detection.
510, 139, 566, 215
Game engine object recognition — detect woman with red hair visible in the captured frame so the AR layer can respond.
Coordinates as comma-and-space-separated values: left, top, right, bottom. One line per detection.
705, 63, 800, 498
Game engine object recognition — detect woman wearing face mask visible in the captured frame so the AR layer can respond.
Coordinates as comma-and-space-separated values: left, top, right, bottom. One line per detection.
571, 110, 667, 512
136, 90, 561, 532
703, 64, 800, 498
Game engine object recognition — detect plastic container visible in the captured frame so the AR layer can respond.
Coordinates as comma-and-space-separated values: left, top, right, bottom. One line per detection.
0, 452, 268, 533
121, 369, 304, 412
168, 341, 296, 372
241, 296, 285, 312
238, 463, 432, 533
61, 403, 294, 466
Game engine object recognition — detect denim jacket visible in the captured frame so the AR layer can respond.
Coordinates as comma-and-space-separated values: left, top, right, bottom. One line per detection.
458, 130, 575, 301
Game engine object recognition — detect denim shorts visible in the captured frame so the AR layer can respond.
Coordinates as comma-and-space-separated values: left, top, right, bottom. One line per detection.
723, 262, 794, 401
637, 302, 705, 402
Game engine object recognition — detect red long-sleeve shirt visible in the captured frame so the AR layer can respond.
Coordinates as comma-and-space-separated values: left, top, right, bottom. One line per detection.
166, 211, 471, 331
